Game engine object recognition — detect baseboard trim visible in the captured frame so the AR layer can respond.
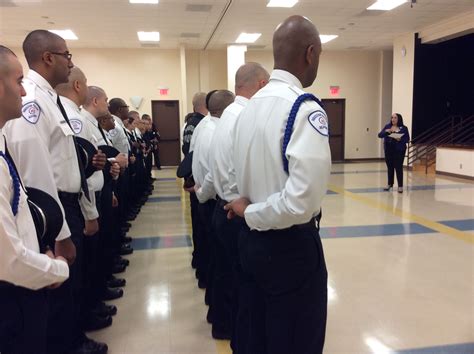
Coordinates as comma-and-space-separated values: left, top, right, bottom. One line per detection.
341, 158, 385, 163
435, 170, 474, 181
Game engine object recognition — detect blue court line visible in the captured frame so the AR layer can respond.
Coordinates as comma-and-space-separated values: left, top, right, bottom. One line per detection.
148, 196, 181, 203
346, 184, 474, 194
439, 219, 474, 231
132, 235, 192, 250
394, 342, 474, 354
156, 178, 177, 181
331, 169, 386, 175
320, 222, 434, 239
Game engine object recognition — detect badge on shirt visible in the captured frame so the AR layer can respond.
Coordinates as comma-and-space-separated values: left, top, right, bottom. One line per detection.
69, 119, 83, 134
22, 102, 41, 124
308, 110, 329, 136
109, 129, 118, 138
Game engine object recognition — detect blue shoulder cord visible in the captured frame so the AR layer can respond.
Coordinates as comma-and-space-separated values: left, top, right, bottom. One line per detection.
0, 150, 21, 216
282, 93, 323, 174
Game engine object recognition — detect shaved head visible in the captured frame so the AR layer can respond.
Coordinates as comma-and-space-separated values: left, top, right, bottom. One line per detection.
273, 15, 322, 87
23, 30, 65, 67
84, 86, 106, 106
235, 62, 270, 98
55, 66, 88, 105
0, 46, 17, 76
208, 90, 235, 118
0, 46, 26, 125
192, 92, 208, 115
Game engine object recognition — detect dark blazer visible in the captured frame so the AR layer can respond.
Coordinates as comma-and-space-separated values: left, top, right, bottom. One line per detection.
378, 123, 410, 152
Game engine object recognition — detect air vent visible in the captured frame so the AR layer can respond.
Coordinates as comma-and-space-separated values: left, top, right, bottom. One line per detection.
140, 43, 160, 48
356, 9, 385, 17
247, 45, 266, 50
185, 4, 212, 12
0, 0, 17, 7
180, 32, 200, 38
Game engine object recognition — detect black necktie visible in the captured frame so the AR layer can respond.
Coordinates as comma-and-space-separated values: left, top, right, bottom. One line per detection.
56, 96, 90, 201
97, 125, 109, 146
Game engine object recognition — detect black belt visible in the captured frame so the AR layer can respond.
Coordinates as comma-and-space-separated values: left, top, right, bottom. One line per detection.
216, 197, 228, 208
58, 191, 80, 202
294, 212, 322, 231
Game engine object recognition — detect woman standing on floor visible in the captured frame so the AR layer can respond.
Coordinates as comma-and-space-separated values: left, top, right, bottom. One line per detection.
378, 113, 410, 193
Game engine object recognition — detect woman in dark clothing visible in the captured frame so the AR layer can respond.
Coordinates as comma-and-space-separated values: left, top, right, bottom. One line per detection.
378, 113, 410, 193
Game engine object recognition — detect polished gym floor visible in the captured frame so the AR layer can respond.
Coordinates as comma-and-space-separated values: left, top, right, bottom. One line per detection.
89, 162, 474, 354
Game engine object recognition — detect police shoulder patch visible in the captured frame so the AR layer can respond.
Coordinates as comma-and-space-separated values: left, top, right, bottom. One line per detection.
22, 102, 41, 124
308, 110, 329, 136
109, 129, 118, 138
69, 119, 83, 134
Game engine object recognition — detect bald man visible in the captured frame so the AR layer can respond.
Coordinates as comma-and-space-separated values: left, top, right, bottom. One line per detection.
191, 89, 235, 323
0, 45, 69, 354
3, 30, 108, 354
194, 64, 269, 341
226, 16, 331, 353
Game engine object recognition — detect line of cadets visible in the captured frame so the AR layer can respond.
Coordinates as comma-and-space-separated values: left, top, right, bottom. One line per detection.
0, 30, 160, 354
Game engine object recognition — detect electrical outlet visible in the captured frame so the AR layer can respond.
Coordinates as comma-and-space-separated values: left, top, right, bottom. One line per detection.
356, 147, 359, 151
460, 164, 463, 169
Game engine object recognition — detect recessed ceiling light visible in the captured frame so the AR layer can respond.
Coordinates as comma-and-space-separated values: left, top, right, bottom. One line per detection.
267, 0, 298, 7
367, 0, 407, 11
235, 33, 261, 43
320, 35, 338, 44
48, 29, 78, 40
137, 31, 160, 42
130, 0, 159, 4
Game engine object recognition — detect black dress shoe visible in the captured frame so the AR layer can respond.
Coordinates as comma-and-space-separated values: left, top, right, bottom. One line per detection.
114, 256, 130, 266
107, 277, 126, 288
121, 226, 130, 233
69, 337, 108, 354
102, 287, 123, 301
121, 236, 132, 244
91, 302, 117, 317
123, 222, 132, 228
111, 263, 126, 274
212, 327, 231, 340
82, 314, 112, 332
119, 244, 133, 255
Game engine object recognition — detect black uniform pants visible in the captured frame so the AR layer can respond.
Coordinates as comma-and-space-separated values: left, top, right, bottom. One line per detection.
190, 192, 204, 270
236, 220, 328, 354
385, 147, 405, 187
197, 199, 216, 306
0, 286, 48, 354
211, 199, 244, 335
47, 193, 85, 354
100, 180, 116, 277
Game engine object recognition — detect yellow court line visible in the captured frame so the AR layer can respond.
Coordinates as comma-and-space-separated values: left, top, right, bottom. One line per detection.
328, 184, 474, 245
215, 339, 232, 354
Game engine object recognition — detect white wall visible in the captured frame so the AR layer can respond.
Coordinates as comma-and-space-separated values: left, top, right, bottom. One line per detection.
436, 148, 474, 178
246, 50, 393, 159
392, 32, 415, 137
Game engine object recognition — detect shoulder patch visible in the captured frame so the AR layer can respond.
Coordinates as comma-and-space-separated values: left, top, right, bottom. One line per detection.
109, 129, 118, 138
69, 119, 83, 134
22, 102, 41, 124
308, 110, 329, 136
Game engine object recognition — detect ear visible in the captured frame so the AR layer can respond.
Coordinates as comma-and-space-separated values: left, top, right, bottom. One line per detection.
74, 80, 80, 92
305, 44, 314, 64
42, 52, 54, 66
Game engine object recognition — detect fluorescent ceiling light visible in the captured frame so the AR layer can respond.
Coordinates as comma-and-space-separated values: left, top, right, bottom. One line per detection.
235, 33, 261, 43
320, 35, 338, 44
137, 31, 160, 42
367, 0, 407, 11
267, 0, 298, 7
48, 29, 78, 40
130, 0, 159, 3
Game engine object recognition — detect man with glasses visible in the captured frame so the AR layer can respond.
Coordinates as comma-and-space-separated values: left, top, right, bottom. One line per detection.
3, 30, 108, 354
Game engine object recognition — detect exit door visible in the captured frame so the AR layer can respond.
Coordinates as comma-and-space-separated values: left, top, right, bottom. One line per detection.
151, 100, 181, 166
322, 99, 345, 161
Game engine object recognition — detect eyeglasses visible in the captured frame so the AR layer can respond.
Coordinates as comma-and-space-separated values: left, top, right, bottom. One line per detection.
119, 105, 129, 109
50, 51, 73, 61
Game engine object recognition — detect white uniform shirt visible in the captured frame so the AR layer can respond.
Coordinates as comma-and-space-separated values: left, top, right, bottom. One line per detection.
189, 114, 210, 154
61, 97, 104, 221
108, 115, 130, 154
191, 116, 219, 190
233, 69, 331, 231
3, 70, 81, 241
196, 96, 248, 203
0, 132, 69, 289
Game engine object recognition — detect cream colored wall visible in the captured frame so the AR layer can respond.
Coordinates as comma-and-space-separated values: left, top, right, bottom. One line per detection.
436, 148, 474, 178
392, 32, 415, 138
247, 50, 391, 159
